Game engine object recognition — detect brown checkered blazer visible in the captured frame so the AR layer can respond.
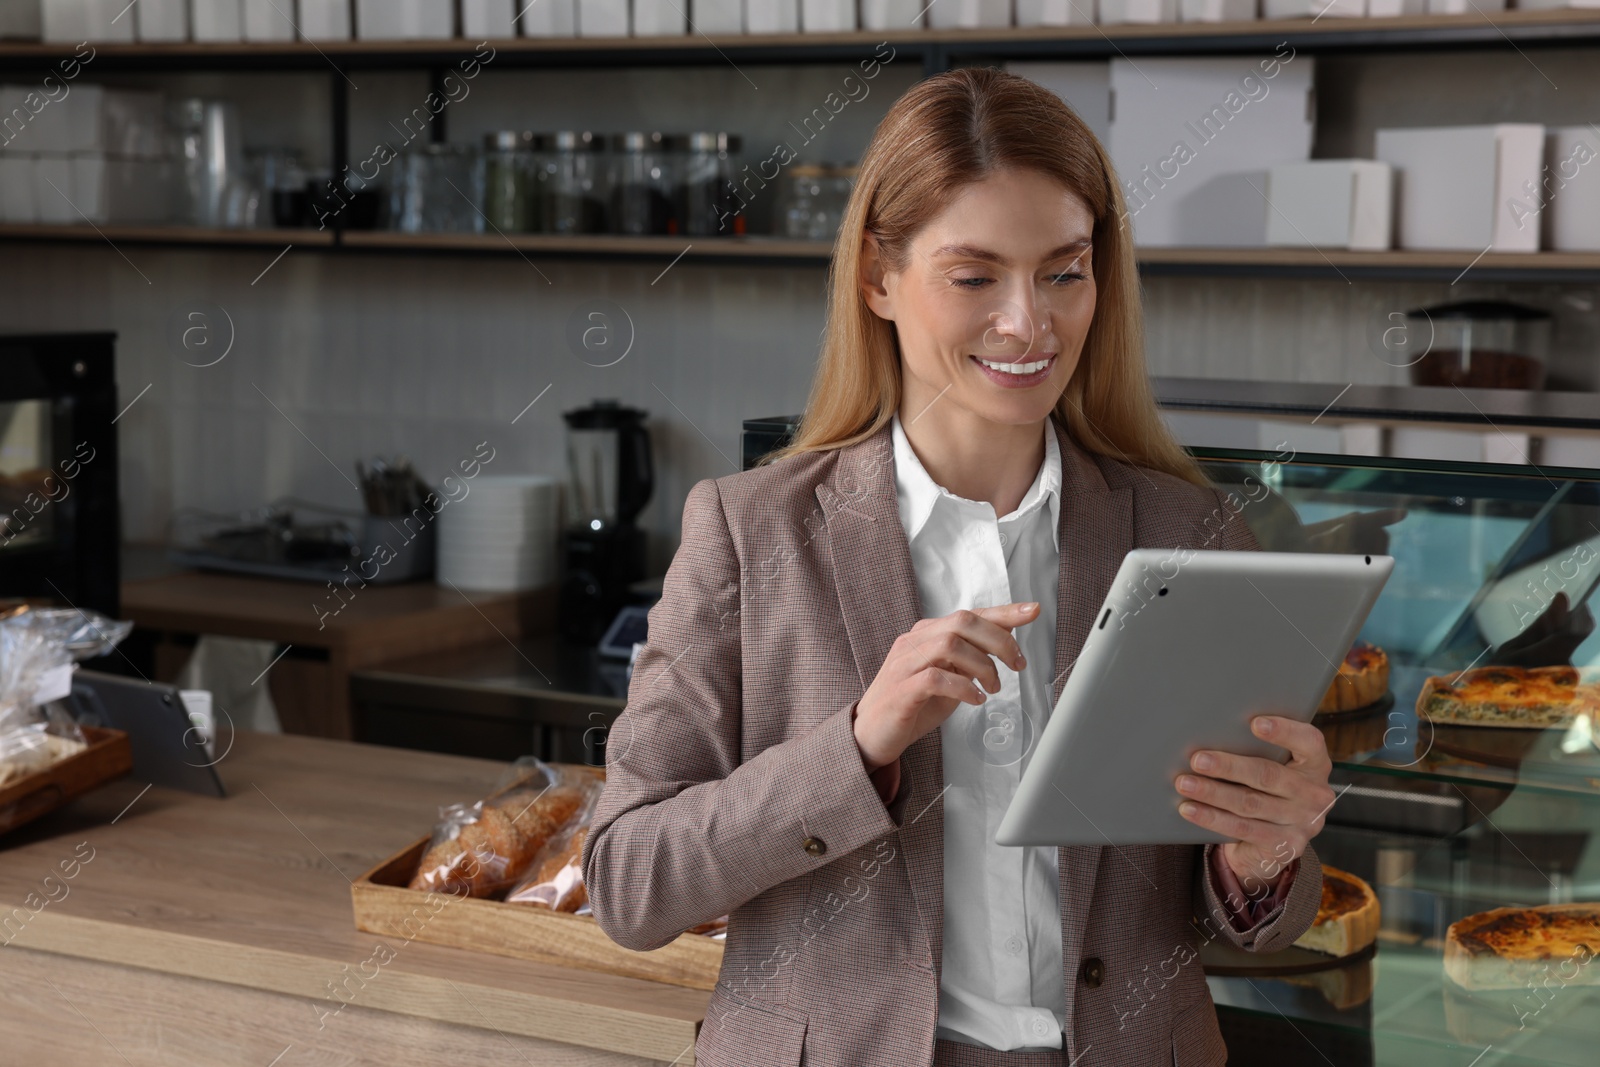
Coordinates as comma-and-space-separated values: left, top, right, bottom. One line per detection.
583, 416, 1323, 1066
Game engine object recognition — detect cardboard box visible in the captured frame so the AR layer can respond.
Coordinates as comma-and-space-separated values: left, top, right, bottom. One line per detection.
524, 0, 577, 33
1543, 126, 1600, 252
134, 0, 190, 39
634, 0, 687, 32
1108, 55, 1315, 246
1101, 0, 1177, 20
299, 0, 354, 38
1180, 0, 1256, 19
749, 0, 801, 32
355, 0, 454, 38
1262, 0, 1362, 14
42, 0, 138, 42
801, 0, 855, 27
862, 0, 923, 28
461, 0, 516, 35
1007, 61, 1110, 146
1374, 124, 1544, 252
694, 0, 744, 33
193, 0, 244, 41
1265, 160, 1392, 250
927, 0, 1011, 26
578, 0, 629, 33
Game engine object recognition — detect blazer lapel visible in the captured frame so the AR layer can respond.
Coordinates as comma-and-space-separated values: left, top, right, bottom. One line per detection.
818, 424, 944, 972
1049, 418, 1133, 1039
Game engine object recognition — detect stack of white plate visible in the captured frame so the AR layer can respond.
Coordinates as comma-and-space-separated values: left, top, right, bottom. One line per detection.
436, 474, 560, 592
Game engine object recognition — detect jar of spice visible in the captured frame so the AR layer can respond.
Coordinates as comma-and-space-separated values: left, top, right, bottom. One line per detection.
480, 130, 533, 232
679, 132, 744, 237
609, 131, 677, 236
544, 130, 609, 235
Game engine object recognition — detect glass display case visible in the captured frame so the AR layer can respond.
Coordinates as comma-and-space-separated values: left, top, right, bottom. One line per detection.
1195, 445, 1600, 1067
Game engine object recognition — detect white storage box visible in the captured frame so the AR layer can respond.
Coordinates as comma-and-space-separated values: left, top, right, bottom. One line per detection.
749, 0, 801, 31
927, 0, 1011, 26
300, 0, 354, 38
1427, 0, 1504, 10
1108, 54, 1315, 247
1100, 0, 1177, 20
578, 0, 630, 34
134, 0, 190, 39
25, 86, 167, 157
42, 0, 138, 42
634, 0, 688, 32
0, 156, 36, 221
1015, 0, 1091, 23
801, 0, 856, 28
694, 0, 743, 32
1262, 0, 1362, 14
243, 0, 296, 39
525, 0, 578, 33
33, 155, 75, 223
1508, 0, 1598, 8
0, 3, 42, 39
1264, 160, 1392, 250
356, 0, 454, 38
1180, 0, 1255, 18
193, 0, 244, 41
461, 0, 516, 36
1006, 61, 1111, 145
1374, 124, 1544, 252
1367, 0, 1422, 12
1543, 127, 1600, 252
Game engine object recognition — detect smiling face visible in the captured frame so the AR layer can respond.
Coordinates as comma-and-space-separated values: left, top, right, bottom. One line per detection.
860, 167, 1098, 432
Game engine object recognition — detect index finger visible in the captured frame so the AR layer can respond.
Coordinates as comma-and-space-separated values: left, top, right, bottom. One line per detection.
949, 603, 1040, 668
971, 602, 1041, 629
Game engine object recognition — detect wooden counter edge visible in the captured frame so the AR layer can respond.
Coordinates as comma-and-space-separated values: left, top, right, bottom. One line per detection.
9, 910, 702, 1065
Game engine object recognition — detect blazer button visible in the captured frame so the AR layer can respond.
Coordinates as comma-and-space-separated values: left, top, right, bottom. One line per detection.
803, 836, 827, 857
1079, 957, 1104, 988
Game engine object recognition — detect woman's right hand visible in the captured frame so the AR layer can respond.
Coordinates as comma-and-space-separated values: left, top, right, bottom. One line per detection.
851, 602, 1041, 771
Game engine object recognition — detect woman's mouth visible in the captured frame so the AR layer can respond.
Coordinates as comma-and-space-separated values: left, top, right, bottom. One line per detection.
970, 353, 1058, 388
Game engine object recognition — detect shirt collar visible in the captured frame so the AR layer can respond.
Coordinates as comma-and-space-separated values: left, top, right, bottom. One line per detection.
890, 412, 1062, 550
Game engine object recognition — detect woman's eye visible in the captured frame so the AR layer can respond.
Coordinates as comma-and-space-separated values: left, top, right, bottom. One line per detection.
1050, 271, 1086, 285
951, 277, 989, 290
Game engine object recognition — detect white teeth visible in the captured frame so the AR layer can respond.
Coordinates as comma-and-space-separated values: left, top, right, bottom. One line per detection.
976, 355, 1052, 375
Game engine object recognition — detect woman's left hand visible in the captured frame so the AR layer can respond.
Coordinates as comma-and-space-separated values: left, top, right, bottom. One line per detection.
1175, 714, 1336, 896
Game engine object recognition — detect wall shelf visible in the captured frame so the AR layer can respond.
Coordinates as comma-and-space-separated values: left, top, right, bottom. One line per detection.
5, 10, 1600, 71
9, 225, 1600, 281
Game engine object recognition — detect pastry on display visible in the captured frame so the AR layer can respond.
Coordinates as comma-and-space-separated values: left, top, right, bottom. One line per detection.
506, 827, 589, 912
1317, 642, 1389, 714
410, 780, 592, 898
1293, 865, 1380, 958
1417, 665, 1600, 729
1280, 958, 1374, 1010
1445, 903, 1600, 990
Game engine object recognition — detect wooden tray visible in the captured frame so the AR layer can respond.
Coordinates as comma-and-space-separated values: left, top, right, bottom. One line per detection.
352, 836, 725, 990
0, 726, 132, 836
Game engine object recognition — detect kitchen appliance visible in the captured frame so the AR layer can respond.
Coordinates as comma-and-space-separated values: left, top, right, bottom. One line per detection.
1406, 300, 1551, 391
0, 333, 119, 617
742, 414, 800, 469
560, 401, 653, 644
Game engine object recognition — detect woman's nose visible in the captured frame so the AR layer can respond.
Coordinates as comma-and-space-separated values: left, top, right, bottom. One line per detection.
983, 291, 1052, 353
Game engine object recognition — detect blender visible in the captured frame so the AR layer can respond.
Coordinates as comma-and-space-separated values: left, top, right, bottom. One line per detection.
560, 401, 653, 644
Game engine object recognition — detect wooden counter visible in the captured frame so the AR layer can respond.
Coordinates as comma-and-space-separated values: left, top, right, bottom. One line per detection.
0, 731, 707, 1066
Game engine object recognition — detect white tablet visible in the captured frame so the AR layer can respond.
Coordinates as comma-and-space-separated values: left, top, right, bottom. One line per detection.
995, 549, 1393, 847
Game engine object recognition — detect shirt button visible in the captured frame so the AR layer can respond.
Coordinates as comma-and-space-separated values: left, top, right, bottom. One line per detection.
802, 836, 827, 857
1004, 935, 1023, 955
1031, 1016, 1050, 1038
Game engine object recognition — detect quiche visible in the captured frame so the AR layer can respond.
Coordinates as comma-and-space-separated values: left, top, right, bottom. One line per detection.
1445, 903, 1600, 990
1317, 642, 1389, 714
1293, 865, 1380, 958
1417, 665, 1600, 729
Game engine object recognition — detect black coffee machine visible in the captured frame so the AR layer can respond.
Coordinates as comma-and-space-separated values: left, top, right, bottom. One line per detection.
560, 400, 653, 644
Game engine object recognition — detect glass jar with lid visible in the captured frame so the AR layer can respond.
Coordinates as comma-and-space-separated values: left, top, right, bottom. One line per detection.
390, 143, 480, 233
609, 131, 677, 236
479, 130, 533, 232
542, 130, 609, 235
678, 132, 744, 237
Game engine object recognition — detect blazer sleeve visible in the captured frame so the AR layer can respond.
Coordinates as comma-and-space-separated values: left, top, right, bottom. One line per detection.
1189, 485, 1326, 952
582, 477, 907, 952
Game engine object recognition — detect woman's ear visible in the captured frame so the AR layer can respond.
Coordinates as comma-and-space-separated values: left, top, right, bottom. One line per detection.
859, 233, 895, 321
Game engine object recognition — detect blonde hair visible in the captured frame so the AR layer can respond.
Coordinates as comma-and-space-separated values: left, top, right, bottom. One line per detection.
767, 67, 1205, 487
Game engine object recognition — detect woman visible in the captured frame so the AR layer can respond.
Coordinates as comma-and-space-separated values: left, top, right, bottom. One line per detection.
583, 68, 1334, 1067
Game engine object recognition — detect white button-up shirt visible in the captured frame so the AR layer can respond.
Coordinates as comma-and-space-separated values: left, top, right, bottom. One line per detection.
889, 412, 1066, 1052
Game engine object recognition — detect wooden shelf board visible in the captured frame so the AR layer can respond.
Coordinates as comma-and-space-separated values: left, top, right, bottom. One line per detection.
0, 223, 334, 246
